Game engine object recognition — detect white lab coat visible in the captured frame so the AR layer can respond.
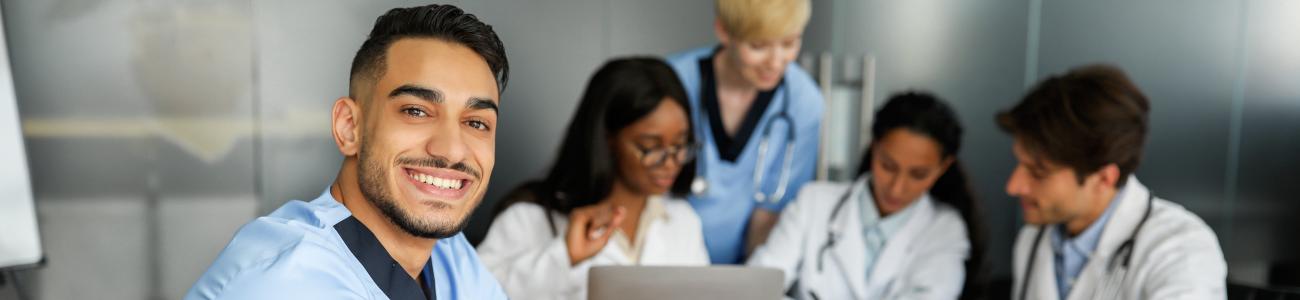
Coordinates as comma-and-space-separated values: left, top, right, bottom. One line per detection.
748, 180, 971, 300
1012, 176, 1227, 300
476, 195, 710, 300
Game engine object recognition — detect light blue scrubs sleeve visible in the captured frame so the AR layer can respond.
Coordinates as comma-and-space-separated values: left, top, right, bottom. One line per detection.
185, 237, 369, 300
755, 67, 824, 212
433, 233, 509, 300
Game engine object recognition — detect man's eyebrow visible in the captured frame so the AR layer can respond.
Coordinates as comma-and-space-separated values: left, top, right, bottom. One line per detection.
388, 84, 443, 103
466, 97, 498, 115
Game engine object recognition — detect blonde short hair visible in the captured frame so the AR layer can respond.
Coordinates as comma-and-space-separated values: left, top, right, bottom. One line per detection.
716, 0, 811, 41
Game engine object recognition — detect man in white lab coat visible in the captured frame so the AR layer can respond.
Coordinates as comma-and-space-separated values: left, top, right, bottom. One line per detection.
999, 64, 1227, 300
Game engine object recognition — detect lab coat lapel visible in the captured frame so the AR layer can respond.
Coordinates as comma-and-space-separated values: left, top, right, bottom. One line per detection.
1028, 226, 1060, 300
1069, 177, 1150, 300
864, 195, 935, 297
829, 183, 869, 299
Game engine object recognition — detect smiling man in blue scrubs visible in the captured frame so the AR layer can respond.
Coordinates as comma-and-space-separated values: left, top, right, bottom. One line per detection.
186, 4, 509, 299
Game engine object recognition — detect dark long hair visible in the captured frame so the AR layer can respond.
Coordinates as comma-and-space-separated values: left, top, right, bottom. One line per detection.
494, 57, 695, 235
856, 92, 988, 300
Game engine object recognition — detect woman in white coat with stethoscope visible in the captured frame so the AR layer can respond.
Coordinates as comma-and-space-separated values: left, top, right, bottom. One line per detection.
476, 58, 710, 300
748, 92, 987, 300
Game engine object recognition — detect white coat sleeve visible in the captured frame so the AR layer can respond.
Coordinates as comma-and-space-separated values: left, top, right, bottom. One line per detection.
893, 211, 970, 300
475, 203, 592, 300
746, 185, 817, 292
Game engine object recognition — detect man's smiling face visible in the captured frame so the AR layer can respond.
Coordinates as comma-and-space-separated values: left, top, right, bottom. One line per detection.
354, 38, 499, 239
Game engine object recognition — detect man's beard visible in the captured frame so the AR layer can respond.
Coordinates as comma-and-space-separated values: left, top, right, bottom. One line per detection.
356, 145, 471, 239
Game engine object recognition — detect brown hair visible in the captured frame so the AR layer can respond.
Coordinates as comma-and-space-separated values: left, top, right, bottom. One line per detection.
997, 64, 1150, 187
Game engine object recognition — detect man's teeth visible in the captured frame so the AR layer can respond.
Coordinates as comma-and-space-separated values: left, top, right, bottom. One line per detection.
410, 172, 463, 189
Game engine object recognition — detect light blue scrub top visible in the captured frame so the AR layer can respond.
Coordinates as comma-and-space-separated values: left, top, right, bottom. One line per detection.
666, 46, 824, 264
1050, 185, 1125, 299
185, 189, 507, 300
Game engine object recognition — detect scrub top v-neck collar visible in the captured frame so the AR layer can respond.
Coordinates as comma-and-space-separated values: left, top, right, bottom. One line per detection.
697, 47, 784, 162
335, 216, 436, 300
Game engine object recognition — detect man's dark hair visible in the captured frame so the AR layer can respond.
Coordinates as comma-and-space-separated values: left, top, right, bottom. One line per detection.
997, 64, 1149, 187
349, 4, 509, 100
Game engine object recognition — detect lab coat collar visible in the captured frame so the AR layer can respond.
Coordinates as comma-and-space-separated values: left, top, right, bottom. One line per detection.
1066, 176, 1151, 298
828, 178, 937, 299
828, 181, 869, 299
864, 189, 935, 297
1092, 176, 1149, 261
609, 195, 673, 264
1026, 176, 1150, 300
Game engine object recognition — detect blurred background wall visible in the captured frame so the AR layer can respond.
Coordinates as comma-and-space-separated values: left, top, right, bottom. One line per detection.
0, 0, 1295, 299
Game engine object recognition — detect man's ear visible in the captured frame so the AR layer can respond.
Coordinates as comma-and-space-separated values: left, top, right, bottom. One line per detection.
714, 20, 731, 46
1092, 163, 1122, 191
332, 97, 362, 156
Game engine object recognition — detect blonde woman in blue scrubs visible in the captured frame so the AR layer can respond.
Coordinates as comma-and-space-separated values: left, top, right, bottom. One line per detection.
665, 0, 824, 264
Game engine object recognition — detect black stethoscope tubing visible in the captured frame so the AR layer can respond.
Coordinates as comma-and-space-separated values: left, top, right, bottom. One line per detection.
691, 83, 796, 205
1017, 190, 1155, 300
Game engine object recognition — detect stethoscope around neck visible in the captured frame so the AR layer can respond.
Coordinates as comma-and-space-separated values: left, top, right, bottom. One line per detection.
815, 185, 857, 272
1017, 189, 1156, 300
689, 84, 796, 205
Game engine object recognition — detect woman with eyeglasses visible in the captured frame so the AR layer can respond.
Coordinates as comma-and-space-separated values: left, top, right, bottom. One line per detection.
476, 57, 708, 300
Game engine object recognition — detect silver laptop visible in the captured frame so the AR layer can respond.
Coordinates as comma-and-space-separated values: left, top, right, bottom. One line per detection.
589, 266, 784, 300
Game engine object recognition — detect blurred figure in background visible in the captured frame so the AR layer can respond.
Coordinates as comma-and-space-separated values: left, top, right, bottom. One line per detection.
748, 92, 987, 299
1004, 65, 1226, 300
665, 0, 824, 265
186, 5, 509, 299
476, 57, 709, 300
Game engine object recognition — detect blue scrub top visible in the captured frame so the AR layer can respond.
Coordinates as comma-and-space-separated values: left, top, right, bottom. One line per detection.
185, 189, 507, 300
666, 46, 824, 264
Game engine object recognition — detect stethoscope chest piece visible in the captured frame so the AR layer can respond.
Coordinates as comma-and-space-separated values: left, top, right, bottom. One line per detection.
691, 177, 708, 195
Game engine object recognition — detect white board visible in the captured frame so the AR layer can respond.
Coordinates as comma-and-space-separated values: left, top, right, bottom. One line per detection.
0, 7, 43, 269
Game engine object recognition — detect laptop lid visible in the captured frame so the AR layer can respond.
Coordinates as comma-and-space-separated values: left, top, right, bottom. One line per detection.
589, 266, 783, 300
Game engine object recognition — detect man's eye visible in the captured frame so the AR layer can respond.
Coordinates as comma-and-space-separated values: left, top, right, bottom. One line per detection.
402, 108, 428, 117
466, 120, 490, 131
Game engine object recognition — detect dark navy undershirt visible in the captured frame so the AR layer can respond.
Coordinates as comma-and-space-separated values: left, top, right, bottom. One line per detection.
697, 47, 784, 162
335, 216, 435, 300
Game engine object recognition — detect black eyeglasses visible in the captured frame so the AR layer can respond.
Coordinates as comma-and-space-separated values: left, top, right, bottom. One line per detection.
630, 142, 697, 167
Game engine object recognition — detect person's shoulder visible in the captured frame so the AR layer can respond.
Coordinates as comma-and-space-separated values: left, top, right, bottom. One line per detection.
494, 200, 555, 224
432, 233, 508, 297
925, 199, 970, 239
779, 64, 824, 126
782, 63, 823, 99
782, 62, 818, 92
665, 45, 715, 66
188, 213, 365, 299
216, 197, 353, 261
660, 195, 704, 224
1119, 197, 1227, 295
796, 181, 851, 199
776, 181, 852, 215
1141, 198, 1224, 252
